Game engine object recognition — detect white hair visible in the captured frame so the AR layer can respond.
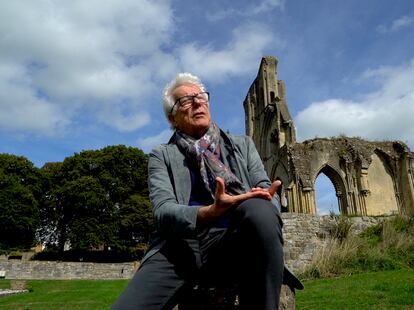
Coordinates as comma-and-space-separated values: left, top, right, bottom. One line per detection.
162, 73, 206, 123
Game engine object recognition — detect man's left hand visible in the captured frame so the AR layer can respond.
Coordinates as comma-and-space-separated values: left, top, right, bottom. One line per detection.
251, 180, 282, 197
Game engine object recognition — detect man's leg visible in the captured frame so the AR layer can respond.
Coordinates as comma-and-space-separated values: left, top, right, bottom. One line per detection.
235, 198, 284, 310
111, 251, 187, 310
201, 198, 284, 310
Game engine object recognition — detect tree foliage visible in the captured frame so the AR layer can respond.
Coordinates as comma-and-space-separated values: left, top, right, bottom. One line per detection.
39, 145, 152, 254
0, 145, 152, 258
0, 154, 41, 249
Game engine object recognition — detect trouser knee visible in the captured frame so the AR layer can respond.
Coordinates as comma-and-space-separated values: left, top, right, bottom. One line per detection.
231, 198, 283, 246
235, 198, 282, 228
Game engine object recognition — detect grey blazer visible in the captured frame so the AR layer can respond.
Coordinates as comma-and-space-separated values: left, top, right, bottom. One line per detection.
142, 129, 280, 261
142, 129, 303, 290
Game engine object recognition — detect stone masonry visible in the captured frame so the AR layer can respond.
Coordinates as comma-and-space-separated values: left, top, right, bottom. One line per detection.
281, 213, 385, 272
0, 260, 137, 280
0, 214, 384, 280
244, 56, 414, 216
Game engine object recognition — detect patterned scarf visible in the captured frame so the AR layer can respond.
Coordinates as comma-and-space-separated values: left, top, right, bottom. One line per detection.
175, 123, 246, 199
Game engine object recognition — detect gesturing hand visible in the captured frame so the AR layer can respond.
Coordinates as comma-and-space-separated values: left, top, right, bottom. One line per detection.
197, 177, 281, 222
251, 180, 282, 197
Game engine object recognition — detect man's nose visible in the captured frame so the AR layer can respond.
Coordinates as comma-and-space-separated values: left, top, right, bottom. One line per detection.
192, 97, 203, 106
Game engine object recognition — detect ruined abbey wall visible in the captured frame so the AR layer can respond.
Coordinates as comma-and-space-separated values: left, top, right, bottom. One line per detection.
0, 214, 386, 280
244, 56, 414, 216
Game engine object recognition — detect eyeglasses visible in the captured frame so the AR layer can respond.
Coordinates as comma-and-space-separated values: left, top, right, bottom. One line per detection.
170, 91, 210, 114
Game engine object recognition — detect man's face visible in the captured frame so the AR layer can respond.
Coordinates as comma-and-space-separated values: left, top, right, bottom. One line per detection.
169, 83, 211, 138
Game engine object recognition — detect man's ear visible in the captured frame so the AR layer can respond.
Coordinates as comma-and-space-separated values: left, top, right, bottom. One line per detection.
168, 114, 176, 126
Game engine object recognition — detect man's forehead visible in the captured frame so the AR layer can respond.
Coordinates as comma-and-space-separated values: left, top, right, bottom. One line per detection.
173, 83, 201, 97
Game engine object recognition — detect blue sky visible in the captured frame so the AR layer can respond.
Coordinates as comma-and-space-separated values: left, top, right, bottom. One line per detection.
1, 0, 413, 214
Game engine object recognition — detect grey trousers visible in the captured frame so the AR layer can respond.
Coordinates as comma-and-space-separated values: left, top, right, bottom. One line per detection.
112, 198, 284, 310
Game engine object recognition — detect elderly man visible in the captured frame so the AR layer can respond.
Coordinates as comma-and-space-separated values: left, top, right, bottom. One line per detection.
113, 73, 301, 310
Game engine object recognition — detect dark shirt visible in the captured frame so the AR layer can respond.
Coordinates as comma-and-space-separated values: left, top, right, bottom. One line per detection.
188, 163, 230, 228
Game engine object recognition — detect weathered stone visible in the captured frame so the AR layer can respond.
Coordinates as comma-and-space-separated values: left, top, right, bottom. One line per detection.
280, 213, 385, 273
10, 280, 26, 290
244, 56, 414, 216
279, 285, 295, 310
0, 261, 137, 279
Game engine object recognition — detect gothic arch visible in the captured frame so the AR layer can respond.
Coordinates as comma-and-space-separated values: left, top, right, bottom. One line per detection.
272, 161, 290, 211
373, 148, 396, 175
244, 56, 414, 216
314, 164, 348, 215
271, 161, 289, 184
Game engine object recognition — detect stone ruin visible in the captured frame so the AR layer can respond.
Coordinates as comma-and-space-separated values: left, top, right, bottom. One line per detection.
244, 56, 414, 216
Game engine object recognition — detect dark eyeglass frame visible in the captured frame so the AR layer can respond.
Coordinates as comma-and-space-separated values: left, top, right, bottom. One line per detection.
170, 91, 210, 114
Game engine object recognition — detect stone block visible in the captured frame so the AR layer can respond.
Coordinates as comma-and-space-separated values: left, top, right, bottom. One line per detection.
279, 285, 296, 310
10, 280, 27, 290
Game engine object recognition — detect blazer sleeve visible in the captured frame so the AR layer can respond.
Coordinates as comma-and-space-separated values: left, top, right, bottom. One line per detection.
148, 146, 200, 239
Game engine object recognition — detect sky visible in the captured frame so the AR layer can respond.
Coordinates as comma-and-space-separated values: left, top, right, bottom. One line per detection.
1, 0, 413, 214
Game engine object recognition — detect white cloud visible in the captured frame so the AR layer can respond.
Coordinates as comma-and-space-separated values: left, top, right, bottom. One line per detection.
178, 24, 279, 82
206, 0, 284, 21
206, 9, 239, 22
0, 1, 282, 136
0, 63, 69, 135
295, 59, 414, 149
252, 0, 285, 14
98, 104, 151, 132
137, 129, 173, 152
0, 0, 175, 134
377, 15, 413, 33
390, 16, 414, 31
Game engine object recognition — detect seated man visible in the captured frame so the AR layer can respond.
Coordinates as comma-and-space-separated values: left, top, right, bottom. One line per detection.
113, 73, 302, 310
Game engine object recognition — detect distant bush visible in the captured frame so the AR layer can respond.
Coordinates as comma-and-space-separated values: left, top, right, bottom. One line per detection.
0, 245, 29, 257
325, 213, 353, 243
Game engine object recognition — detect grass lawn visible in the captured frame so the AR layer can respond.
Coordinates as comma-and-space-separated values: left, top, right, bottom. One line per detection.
0, 269, 413, 309
296, 269, 414, 309
0, 279, 129, 310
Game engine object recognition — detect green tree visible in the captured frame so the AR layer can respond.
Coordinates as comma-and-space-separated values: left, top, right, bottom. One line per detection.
37, 162, 64, 248
61, 176, 113, 250
39, 145, 151, 254
118, 194, 153, 249
0, 154, 40, 249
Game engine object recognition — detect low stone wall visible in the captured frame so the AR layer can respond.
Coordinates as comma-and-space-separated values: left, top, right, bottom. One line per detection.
0, 214, 386, 279
281, 213, 386, 272
282, 213, 328, 272
0, 260, 138, 280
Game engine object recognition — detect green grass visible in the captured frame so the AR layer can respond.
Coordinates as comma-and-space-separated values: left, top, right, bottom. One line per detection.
1, 217, 413, 309
0, 279, 11, 289
0, 279, 129, 310
1, 270, 414, 309
296, 269, 414, 309
297, 216, 414, 308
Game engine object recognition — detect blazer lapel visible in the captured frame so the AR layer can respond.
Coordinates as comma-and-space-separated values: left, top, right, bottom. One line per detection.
220, 130, 250, 191
167, 143, 191, 205
220, 131, 243, 183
